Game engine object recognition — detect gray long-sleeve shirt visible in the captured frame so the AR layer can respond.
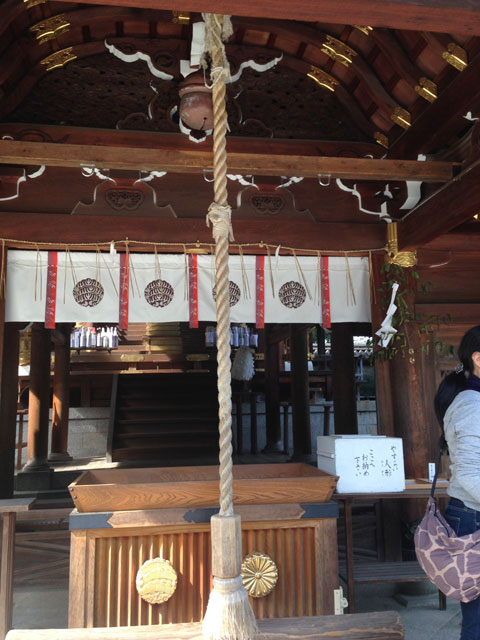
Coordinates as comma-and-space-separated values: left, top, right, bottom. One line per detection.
444, 390, 480, 512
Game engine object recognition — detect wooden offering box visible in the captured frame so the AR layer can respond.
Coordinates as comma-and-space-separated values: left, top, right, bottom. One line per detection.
68, 464, 339, 629
68, 463, 338, 512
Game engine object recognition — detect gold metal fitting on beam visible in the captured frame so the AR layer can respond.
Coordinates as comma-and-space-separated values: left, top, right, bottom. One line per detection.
353, 25, 373, 36
172, 10, 190, 24
386, 222, 417, 267
23, 0, 46, 8
391, 107, 411, 130
307, 65, 338, 92
374, 131, 389, 149
415, 77, 437, 103
30, 14, 71, 45
40, 47, 77, 72
321, 35, 357, 68
442, 43, 468, 71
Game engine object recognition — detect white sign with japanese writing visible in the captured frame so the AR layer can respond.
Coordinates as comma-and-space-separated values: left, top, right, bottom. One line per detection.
316, 435, 405, 493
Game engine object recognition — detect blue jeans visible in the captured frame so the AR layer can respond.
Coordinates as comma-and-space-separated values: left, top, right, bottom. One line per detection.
444, 497, 480, 640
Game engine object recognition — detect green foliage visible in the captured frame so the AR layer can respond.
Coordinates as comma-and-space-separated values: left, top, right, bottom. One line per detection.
374, 263, 452, 361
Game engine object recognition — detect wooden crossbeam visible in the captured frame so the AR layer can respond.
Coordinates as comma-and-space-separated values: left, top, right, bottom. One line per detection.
0, 215, 385, 252
0, 139, 455, 182
398, 158, 480, 250
0, 124, 382, 158
55, 0, 480, 35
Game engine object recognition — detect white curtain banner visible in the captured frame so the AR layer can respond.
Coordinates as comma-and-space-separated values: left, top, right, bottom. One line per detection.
54, 251, 119, 323
197, 255, 256, 323
127, 253, 189, 323
5, 250, 371, 324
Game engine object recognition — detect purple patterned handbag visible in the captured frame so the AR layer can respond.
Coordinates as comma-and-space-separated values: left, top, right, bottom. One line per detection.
414, 464, 480, 602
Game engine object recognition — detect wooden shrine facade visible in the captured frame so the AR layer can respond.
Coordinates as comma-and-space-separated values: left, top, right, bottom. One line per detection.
0, 0, 480, 510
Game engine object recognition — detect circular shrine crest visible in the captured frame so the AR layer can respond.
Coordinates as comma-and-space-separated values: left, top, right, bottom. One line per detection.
73, 278, 104, 307
278, 281, 306, 309
144, 279, 174, 307
212, 281, 241, 307
136, 557, 178, 605
241, 552, 278, 598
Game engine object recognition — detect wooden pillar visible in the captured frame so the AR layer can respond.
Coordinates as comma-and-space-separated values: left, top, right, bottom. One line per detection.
370, 254, 395, 437
331, 323, 358, 434
0, 324, 21, 499
290, 324, 313, 460
263, 325, 283, 453
50, 324, 72, 461
24, 323, 51, 471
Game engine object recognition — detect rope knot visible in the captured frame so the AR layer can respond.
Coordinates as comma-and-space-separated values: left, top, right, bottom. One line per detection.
206, 201, 235, 241
212, 576, 243, 594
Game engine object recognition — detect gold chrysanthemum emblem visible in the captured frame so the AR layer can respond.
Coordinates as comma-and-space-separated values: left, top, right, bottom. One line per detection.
135, 557, 177, 604
241, 552, 278, 598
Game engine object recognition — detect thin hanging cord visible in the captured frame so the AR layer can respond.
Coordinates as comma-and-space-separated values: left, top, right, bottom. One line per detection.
0, 240, 5, 300
183, 245, 189, 300
98, 245, 118, 297
368, 250, 376, 305
34, 244, 42, 302
344, 252, 356, 306
266, 245, 275, 297
238, 245, 251, 300
292, 249, 312, 300
315, 251, 322, 306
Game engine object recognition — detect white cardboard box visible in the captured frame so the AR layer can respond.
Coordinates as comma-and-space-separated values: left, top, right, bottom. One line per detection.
317, 435, 405, 493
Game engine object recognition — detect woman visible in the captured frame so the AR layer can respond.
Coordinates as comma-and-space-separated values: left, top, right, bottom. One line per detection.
435, 325, 480, 640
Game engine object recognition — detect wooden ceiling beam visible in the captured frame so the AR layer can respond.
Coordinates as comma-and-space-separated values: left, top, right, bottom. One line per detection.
369, 29, 423, 90
398, 158, 480, 250
0, 124, 383, 158
53, 0, 480, 35
234, 19, 400, 117
387, 48, 480, 159
0, 214, 385, 252
0, 139, 455, 182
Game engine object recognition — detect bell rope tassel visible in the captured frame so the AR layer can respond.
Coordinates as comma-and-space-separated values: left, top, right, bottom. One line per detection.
203, 576, 257, 640
202, 514, 258, 640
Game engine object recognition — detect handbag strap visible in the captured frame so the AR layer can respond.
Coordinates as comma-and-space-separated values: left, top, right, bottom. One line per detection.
430, 445, 445, 498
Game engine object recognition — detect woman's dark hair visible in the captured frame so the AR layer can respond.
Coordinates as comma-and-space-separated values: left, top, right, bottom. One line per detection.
434, 325, 480, 426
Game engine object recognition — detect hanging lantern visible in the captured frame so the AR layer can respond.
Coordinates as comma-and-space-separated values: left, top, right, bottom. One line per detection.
178, 70, 214, 132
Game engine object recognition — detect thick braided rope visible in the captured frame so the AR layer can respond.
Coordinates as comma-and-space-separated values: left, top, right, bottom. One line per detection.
204, 13, 234, 517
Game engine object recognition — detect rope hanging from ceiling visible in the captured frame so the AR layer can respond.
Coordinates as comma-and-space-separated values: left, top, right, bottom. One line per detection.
200, 13, 257, 640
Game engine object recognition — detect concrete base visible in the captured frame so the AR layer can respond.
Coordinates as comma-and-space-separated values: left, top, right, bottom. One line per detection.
289, 453, 316, 464
15, 468, 52, 491
396, 581, 438, 597
393, 590, 442, 608
48, 452, 73, 462
15, 467, 82, 494
262, 440, 284, 453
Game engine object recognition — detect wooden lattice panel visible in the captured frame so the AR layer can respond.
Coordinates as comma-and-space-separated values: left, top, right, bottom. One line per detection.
69, 517, 338, 628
